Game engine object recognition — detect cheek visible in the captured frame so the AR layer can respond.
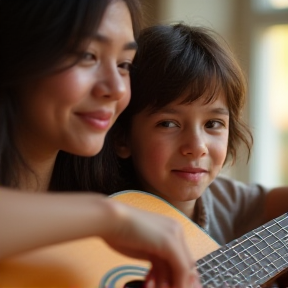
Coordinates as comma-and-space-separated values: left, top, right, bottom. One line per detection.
210, 135, 229, 166
132, 138, 168, 174
34, 68, 91, 108
47, 69, 90, 104
118, 91, 131, 117
22, 69, 88, 124
116, 79, 131, 117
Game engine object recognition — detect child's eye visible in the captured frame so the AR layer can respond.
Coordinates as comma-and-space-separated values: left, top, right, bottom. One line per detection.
158, 121, 178, 128
205, 120, 224, 129
118, 62, 133, 72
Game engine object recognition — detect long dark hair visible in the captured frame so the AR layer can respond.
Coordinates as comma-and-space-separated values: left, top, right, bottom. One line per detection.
96, 23, 253, 194
0, 0, 143, 190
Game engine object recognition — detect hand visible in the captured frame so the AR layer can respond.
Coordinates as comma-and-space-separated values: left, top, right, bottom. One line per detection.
102, 200, 202, 288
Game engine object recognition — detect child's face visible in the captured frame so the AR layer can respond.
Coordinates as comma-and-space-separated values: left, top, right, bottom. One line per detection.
17, 0, 136, 157
124, 90, 229, 204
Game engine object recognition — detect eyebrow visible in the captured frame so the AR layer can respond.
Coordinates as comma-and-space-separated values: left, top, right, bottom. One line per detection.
154, 107, 230, 116
210, 107, 230, 116
92, 33, 138, 50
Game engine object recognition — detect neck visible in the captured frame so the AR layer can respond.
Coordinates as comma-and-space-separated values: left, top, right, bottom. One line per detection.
169, 199, 196, 219
15, 133, 58, 192
152, 191, 196, 218
18, 156, 56, 192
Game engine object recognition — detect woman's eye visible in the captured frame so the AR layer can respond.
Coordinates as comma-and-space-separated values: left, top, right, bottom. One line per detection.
159, 121, 177, 128
81, 52, 96, 62
118, 62, 133, 72
205, 120, 224, 129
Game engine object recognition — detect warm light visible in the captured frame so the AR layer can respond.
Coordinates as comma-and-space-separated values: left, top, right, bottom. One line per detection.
268, 0, 288, 9
265, 25, 288, 130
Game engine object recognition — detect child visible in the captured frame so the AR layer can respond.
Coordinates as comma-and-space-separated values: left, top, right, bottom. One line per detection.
98, 23, 288, 246
0, 2, 201, 287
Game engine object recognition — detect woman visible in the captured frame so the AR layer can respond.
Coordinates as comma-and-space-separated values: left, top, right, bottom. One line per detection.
0, 1, 200, 287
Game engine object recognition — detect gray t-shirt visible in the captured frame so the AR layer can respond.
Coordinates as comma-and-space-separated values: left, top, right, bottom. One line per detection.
193, 176, 269, 245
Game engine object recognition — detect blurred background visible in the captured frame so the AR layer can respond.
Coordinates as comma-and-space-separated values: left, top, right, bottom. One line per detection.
141, 0, 288, 188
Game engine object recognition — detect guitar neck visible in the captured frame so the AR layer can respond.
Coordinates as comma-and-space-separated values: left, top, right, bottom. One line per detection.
197, 213, 288, 287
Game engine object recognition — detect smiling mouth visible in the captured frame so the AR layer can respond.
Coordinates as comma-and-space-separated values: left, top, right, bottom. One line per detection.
76, 112, 112, 130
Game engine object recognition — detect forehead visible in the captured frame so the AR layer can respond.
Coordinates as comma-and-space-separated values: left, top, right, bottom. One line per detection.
95, 0, 134, 45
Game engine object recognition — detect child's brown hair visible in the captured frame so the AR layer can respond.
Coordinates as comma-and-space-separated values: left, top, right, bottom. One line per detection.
95, 23, 253, 194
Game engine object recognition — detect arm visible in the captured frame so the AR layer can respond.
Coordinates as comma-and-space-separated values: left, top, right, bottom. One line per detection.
264, 186, 288, 221
0, 189, 119, 259
0, 189, 200, 288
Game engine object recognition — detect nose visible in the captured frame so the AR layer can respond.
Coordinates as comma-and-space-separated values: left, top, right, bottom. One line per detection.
92, 64, 129, 101
179, 129, 208, 158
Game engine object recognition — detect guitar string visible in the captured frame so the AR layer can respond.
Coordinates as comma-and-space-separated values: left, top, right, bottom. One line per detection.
198, 219, 285, 283
197, 214, 288, 286
198, 216, 288, 285
198, 216, 288, 286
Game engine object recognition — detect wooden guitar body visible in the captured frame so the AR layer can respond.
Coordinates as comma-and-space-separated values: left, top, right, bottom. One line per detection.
0, 190, 287, 287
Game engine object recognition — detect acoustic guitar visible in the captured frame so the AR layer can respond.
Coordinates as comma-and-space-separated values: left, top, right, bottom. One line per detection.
0, 190, 287, 287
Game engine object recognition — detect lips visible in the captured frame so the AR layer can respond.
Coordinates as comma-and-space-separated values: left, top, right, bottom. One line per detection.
174, 167, 207, 173
75, 111, 113, 130
172, 167, 208, 182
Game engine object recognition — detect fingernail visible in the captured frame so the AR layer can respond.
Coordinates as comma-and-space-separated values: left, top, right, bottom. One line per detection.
146, 278, 155, 288
190, 274, 202, 288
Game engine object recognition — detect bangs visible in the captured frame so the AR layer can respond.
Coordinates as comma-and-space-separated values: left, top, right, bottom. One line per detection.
180, 71, 224, 107
147, 70, 224, 115
130, 24, 233, 115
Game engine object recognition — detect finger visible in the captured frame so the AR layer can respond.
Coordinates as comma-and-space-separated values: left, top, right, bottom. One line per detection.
149, 256, 172, 288
182, 238, 202, 288
144, 270, 155, 288
157, 224, 200, 288
189, 265, 202, 288
180, 236, 202, 288
171, 242, 201, 288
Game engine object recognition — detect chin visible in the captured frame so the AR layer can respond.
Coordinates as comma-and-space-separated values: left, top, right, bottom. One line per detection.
179, 191, 202, 202
66, 140, 105, 157
79, 146, 104, 157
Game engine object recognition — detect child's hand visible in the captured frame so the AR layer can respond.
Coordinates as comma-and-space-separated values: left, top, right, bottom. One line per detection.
103, 200, 202, 288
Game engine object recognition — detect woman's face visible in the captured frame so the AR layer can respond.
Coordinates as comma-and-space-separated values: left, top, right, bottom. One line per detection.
18, 0, 136, 157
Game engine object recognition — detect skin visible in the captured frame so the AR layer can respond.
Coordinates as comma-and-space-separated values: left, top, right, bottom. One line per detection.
16, 0, 137, 191
0, 2, 202, 288
117, 90, 229, 218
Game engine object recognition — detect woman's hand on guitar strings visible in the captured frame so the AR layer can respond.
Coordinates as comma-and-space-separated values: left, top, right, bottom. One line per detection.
102, 199, 202, 288
144, 257, 201, 288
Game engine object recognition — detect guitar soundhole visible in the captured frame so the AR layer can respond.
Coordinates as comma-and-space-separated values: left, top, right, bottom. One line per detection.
124, 280, 144, 288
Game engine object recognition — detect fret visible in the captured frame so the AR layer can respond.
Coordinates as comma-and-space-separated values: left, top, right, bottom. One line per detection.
197, 213, 288, 287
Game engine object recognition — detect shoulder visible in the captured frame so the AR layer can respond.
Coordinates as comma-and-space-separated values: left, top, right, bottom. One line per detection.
206, 175, 270, 241
209, 175, 270, 201
197, 176, 270, 244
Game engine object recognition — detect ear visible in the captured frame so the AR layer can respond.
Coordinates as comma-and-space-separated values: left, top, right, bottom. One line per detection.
113, 126, 131, 159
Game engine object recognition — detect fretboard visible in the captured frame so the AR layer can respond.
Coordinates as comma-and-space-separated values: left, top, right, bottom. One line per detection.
197, 213, 288, 287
